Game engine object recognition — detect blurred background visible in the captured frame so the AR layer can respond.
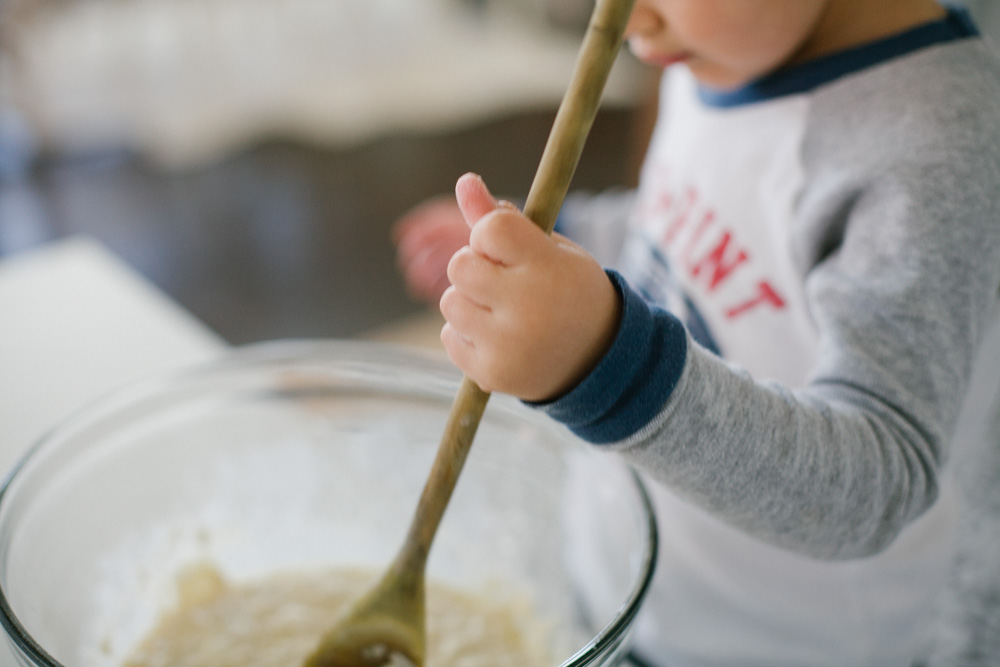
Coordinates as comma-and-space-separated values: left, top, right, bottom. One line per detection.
0, 0, 997, 344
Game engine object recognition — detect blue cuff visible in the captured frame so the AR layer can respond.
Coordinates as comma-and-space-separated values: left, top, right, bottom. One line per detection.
537, 269, 687, 444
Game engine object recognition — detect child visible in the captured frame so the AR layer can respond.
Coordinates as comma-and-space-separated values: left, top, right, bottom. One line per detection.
393, 1, 1000, 665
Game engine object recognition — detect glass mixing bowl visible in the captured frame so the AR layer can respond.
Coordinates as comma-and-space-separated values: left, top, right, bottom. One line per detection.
0, 340, 657, 667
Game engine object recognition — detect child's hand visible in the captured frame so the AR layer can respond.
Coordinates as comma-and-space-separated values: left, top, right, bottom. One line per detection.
392, 196, 471, 304
441, 173, 621, 402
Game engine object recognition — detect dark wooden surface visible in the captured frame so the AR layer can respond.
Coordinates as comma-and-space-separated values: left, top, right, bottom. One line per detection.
0, 107, 644, 344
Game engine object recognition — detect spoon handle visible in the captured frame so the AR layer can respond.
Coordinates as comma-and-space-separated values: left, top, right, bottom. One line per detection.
523, 0, 638, 236
393, 377, 489, 577
395, 0, 637, 576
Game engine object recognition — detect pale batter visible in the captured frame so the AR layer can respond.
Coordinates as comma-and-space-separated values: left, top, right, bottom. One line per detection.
121, 563, 554, 667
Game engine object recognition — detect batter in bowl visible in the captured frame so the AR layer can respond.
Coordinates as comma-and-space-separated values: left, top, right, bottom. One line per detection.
121, 563, 554, 667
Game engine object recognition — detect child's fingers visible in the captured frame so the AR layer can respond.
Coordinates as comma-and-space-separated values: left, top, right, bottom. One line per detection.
440, 321, 473, 354
455, 172, 551, 266
439, 299, 505, 396
447, 246, 505, 306
440, 286, 493, 347
440, 322, 493, 390
469, 209, 550, 267
455, 173, 499, 228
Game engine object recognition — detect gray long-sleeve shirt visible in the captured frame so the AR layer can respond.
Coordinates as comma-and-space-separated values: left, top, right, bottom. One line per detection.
550, 9, 1000, 666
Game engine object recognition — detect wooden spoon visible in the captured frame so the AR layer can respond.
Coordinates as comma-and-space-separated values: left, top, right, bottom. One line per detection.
303, 2, 636, 665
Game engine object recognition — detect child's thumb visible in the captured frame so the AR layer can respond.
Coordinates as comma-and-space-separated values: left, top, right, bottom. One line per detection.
455, 173, 499, 228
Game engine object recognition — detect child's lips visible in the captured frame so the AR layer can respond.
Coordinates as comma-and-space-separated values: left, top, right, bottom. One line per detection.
627, 39, 692, 68
628, 41, 692, 68
646, 51, 692, 68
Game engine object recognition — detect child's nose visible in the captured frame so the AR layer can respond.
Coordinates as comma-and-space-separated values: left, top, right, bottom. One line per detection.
625, 3, 663, 39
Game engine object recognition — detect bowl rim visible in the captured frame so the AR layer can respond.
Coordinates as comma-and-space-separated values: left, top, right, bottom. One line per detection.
0, 339, 658, 667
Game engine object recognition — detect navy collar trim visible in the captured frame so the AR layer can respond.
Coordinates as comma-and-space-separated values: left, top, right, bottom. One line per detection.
697, 6, 979, 108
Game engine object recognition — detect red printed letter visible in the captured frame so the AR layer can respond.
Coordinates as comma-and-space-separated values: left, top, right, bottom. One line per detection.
725, 281, 786, 318
689, 230, 749, 291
